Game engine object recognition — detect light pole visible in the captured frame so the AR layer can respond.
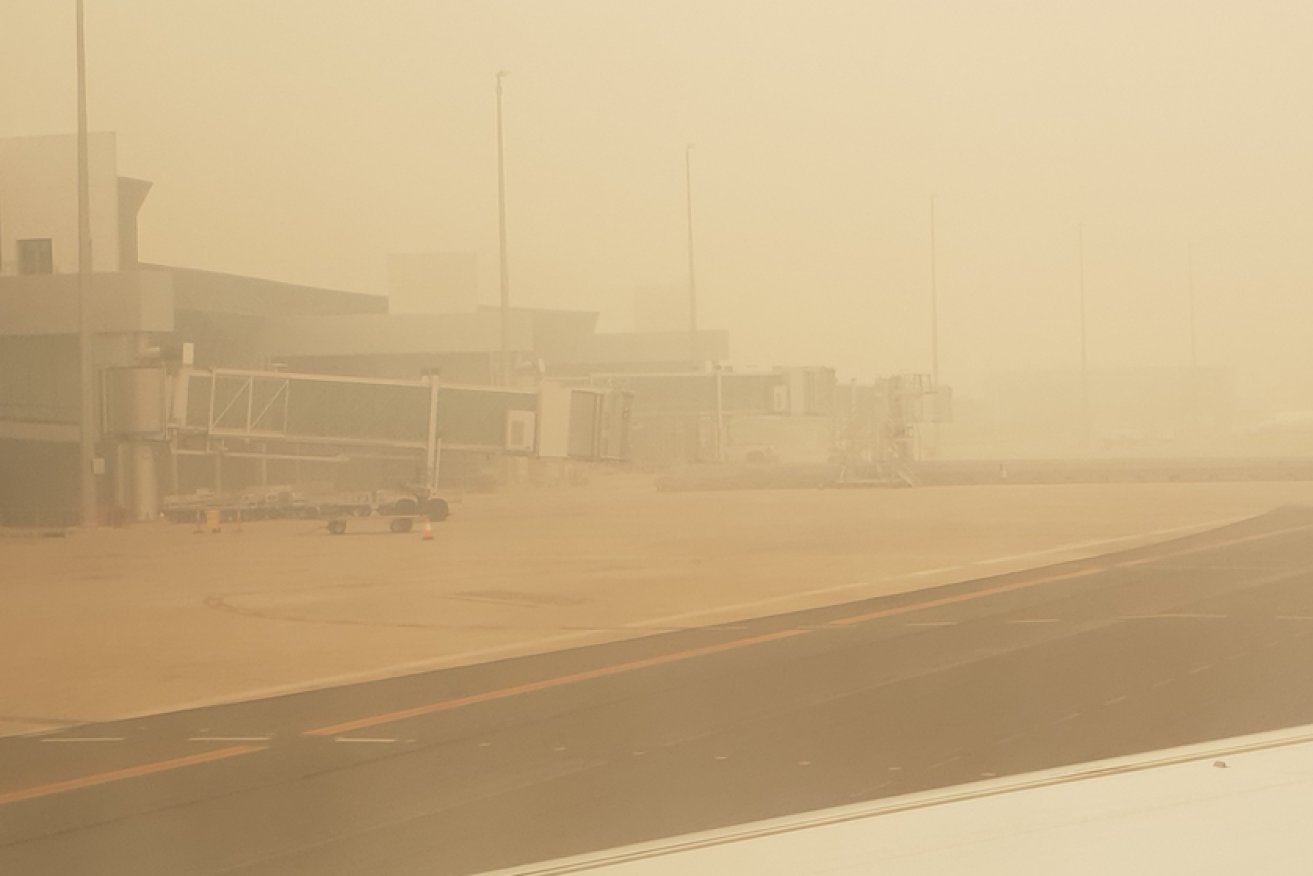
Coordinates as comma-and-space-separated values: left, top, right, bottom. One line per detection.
76, 0, 97, 526
1078, 222, 1089, 446
930, 195, 939, 389
685, 143, 698, 369
495, 70, 511, 385
1187, 240, 1197, 370
1187, 239, 1199, 428
928, 195, 940, 457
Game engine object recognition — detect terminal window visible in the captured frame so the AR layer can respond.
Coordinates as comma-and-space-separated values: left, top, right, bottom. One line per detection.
17, 238, 53, 275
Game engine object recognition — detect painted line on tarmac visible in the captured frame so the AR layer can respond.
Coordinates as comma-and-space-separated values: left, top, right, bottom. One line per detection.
831, 518, 1313, 631
1118, 522, 1313, 566
188, 736, 270, 743
131, 516, 1313, 749
1121, 613, 1227, 620
303, 538, 1184, 738
304, 628, 809, 737
39, 737, 123, 744
333, 737, 396, 744
631, 518, 1240, 631
830, 568, 1103, 627
120, 516, 1254, 727
300, 523, 1313, 738
0, 744, 264, 807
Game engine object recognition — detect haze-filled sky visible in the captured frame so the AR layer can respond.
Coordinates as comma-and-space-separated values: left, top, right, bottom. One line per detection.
4, 1, 1313, 402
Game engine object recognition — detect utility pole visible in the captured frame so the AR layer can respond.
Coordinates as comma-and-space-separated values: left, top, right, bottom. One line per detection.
1187, 240, 1197, 370
1187, 239, 1199, 431
495, 70, 511, 385
1078, 223, 1089, 447
76, 0, 97, 526
930, 195, 939, 388
685, 143, 698, 369
928, 195, 941, 458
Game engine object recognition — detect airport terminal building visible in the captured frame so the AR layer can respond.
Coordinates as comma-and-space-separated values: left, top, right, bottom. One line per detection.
0, 133, 854, 526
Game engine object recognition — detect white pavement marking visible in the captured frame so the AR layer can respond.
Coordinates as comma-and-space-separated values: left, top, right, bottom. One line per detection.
1152, 679, 1173, 690
333, 737, 396, 744
990, 520, 1245, 562
1189, 665, 1213, 675
1054, 712, 1082, 724
39, 737, 123, 743
1008, 618, 1060, 624
1103, 695, 1127, 706
900, 566, 965, 579
1121, 613, 1227, 620
618, 519, 1242, 633
188, 736, 269, 743
139, 517, 1244, 727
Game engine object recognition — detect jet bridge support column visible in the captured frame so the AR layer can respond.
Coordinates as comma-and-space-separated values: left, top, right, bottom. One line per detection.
132, 441, 158, 522
425, 374, 441, 490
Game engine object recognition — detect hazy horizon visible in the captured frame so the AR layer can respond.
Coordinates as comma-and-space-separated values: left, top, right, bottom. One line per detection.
4, 1, 1313, 409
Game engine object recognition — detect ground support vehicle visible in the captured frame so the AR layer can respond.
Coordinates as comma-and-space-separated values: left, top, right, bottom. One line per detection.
323, 494, 449, 535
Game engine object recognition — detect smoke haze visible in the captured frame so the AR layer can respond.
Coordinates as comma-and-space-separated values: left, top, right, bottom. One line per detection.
4, 1, 1312, 407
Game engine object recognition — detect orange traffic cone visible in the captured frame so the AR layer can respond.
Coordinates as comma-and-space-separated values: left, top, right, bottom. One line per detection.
421, 516, 433, 541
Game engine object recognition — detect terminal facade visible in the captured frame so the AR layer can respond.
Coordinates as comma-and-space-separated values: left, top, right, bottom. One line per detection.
1, 133, 883, 526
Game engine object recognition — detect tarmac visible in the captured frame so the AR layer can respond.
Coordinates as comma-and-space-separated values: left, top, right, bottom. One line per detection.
3, 476, 1313, 739
4, 499, 1313, 874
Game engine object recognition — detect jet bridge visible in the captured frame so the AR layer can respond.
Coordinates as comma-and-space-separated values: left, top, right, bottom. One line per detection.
164, 368, 445, 492
102, 365, 630, 518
